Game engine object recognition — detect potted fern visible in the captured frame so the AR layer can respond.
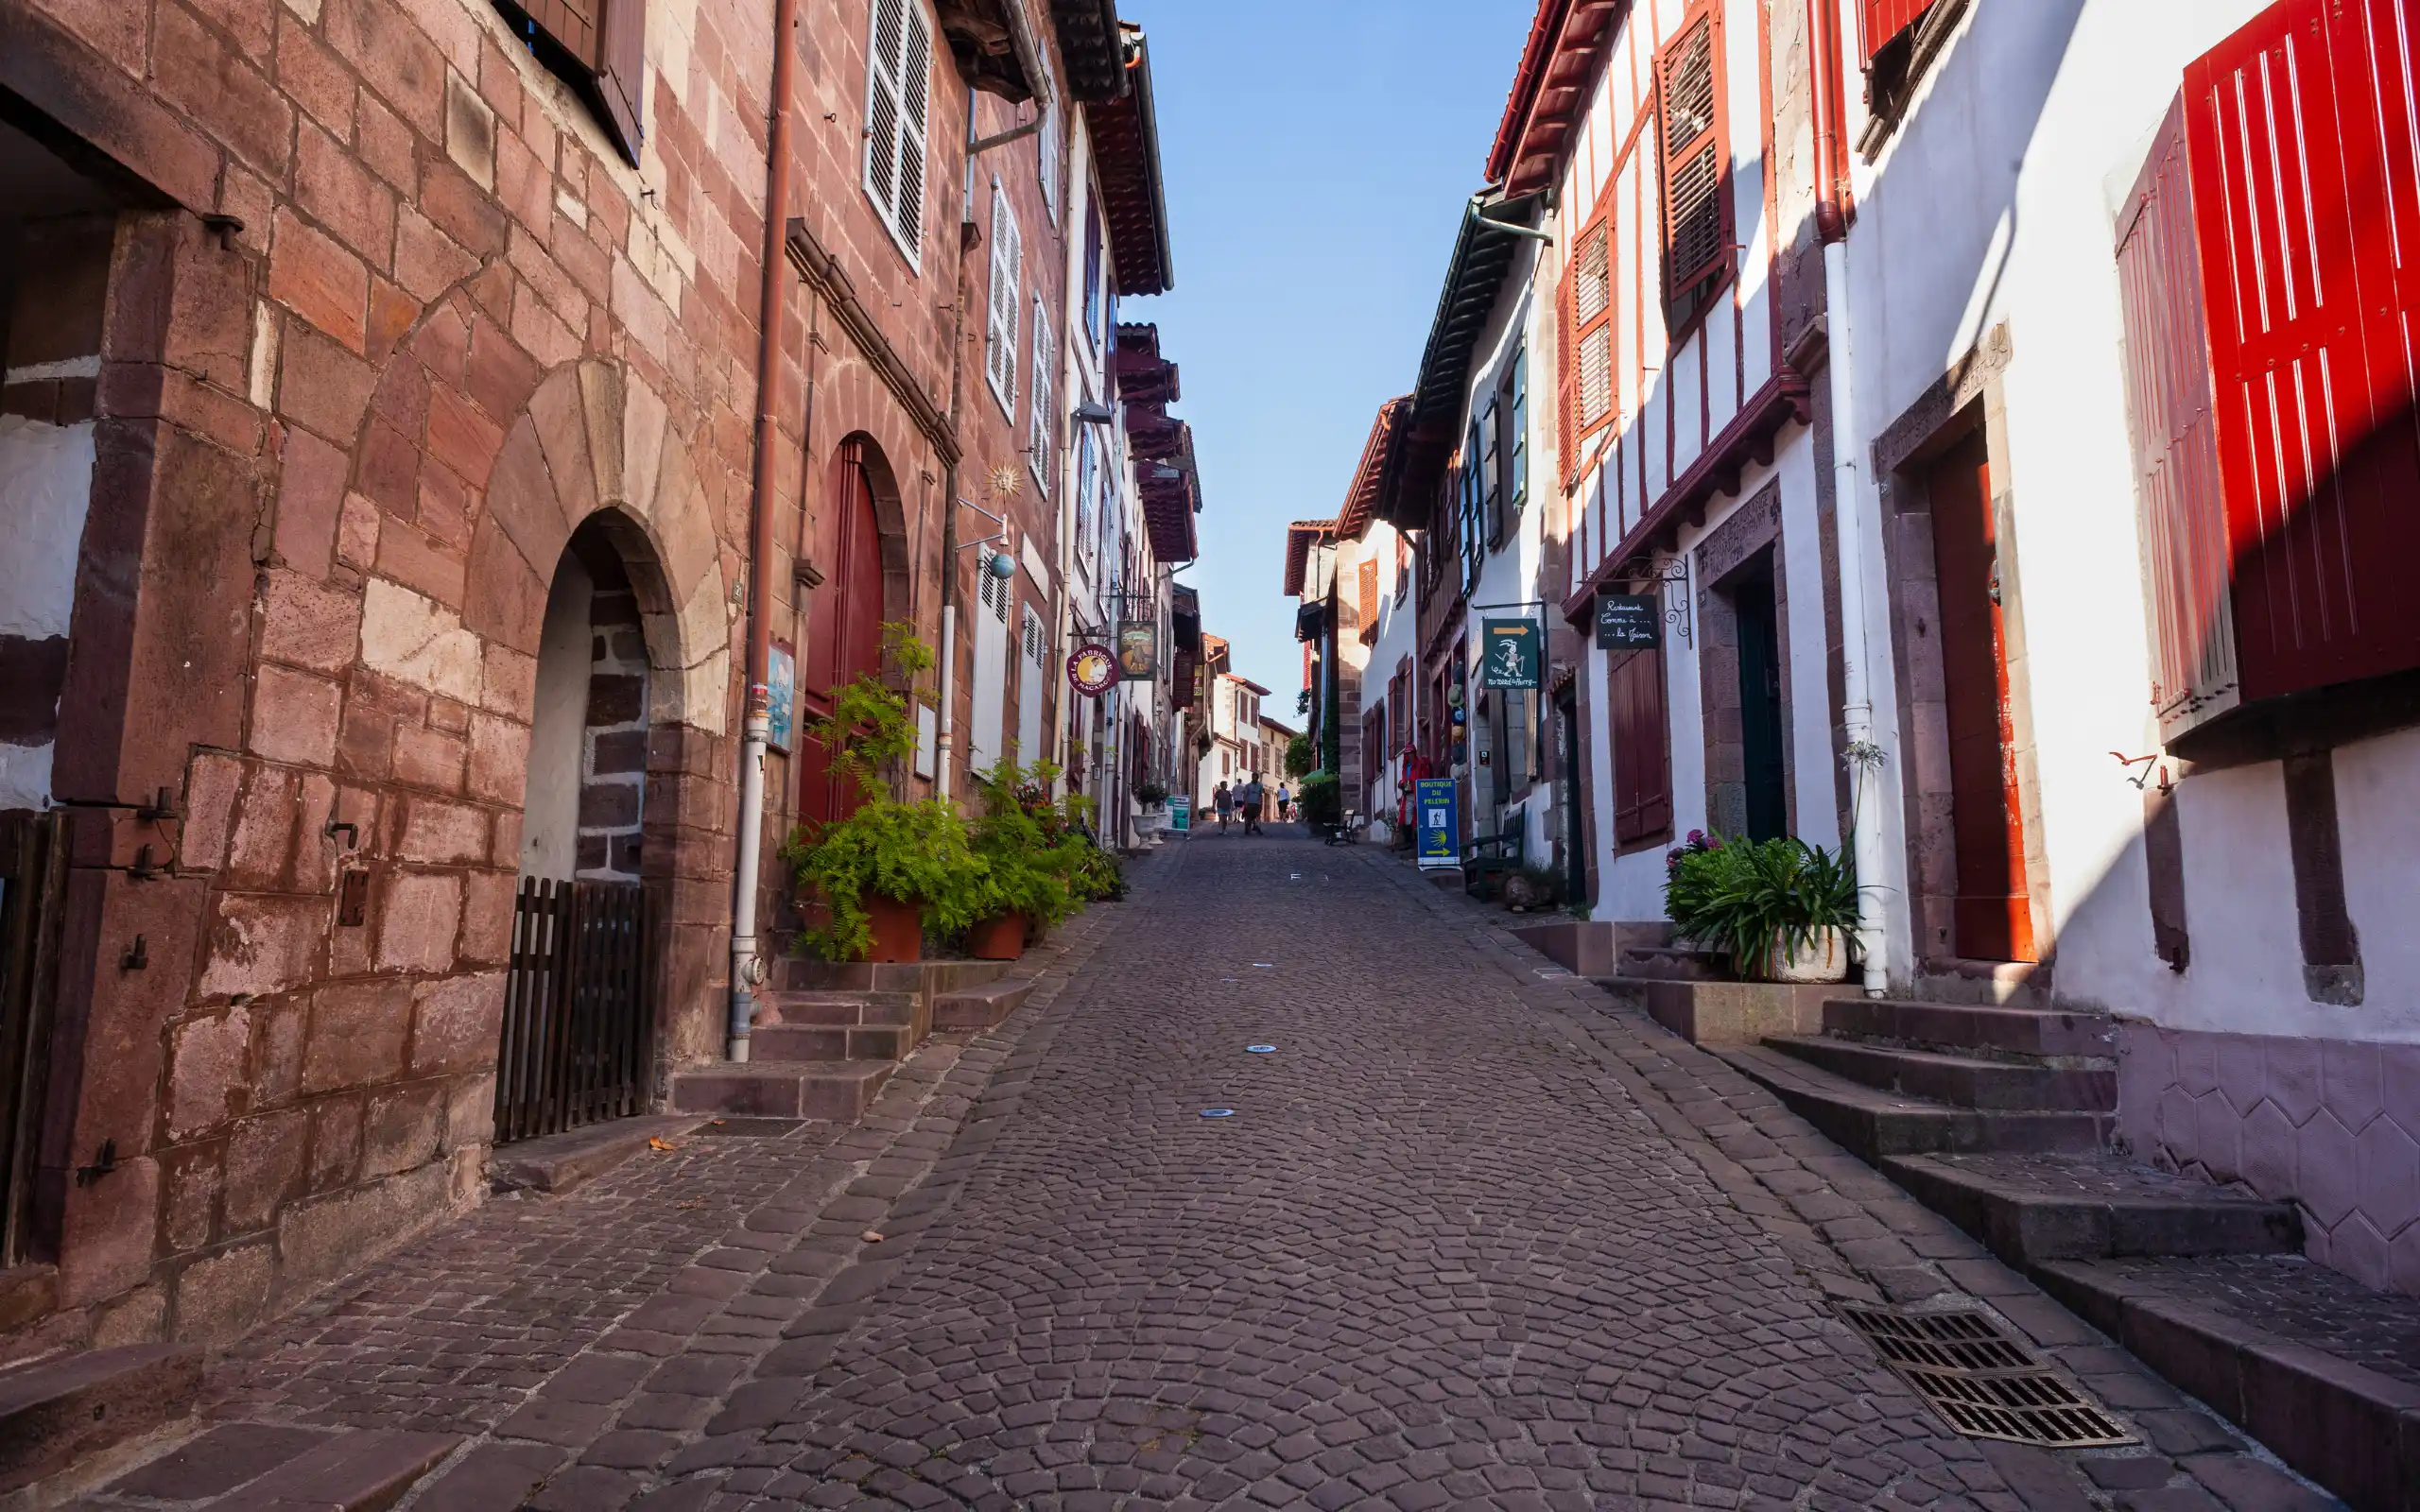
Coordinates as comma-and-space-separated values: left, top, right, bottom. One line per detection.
1665, 834, 1858, 983
782, 627, 985, 962
962, 759, 1080, 960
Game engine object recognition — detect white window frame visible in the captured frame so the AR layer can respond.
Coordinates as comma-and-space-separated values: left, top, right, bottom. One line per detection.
860, 0, 932, 270
983, 183, 1021, 416
1027, 298, 1055, 494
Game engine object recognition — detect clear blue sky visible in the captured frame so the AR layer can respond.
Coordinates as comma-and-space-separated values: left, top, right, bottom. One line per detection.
1117, 0, 1537, 709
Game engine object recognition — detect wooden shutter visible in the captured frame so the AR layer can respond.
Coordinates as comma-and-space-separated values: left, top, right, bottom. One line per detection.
1609, 646, 1671, 845
1028, 299, 1054, 491
1038, 100, 1059, 220
1564, 213, 1614, 479
985, 189, 1021, 409
864, 0, 928, 262
2117, 96, 2239, 740
503, 0, 644, 164
1358, 558, 1378, 627
893, 5, 930, 254
1507, 352, 1528, 518
2184, 0, 2420, 704
1861, 0, 1932, 61
1656, 9, 1730, 305
1482, 397, 1503, 547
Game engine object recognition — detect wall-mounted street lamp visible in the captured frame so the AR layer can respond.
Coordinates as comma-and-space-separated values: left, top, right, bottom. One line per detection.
1072, 400, 1116, 425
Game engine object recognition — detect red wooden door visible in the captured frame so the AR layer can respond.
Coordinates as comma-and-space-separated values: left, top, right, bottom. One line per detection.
797, 443, 886, 832
1927, 431, 2033, 962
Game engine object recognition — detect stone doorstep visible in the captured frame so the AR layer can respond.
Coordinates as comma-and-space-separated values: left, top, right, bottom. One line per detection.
668, 1060, 895, 1123
70, 1421, 459, 1512
932, 976, 1035, 1031
1711, 1043, 2115, 1160
1763, 1034, 2119, 1112
1624, 978, 1833, 1045
1823, 996, 2119, 1060
753, 990, 918, 1028
748, 1022, 911, 1062
2034, 1260, 2420, 1512
0, 1345, 202, 1497
487, 1116, 709, 1196
1880, 1153, 2305, 1268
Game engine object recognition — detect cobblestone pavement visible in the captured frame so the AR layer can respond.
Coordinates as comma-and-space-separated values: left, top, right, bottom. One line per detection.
158, 830, 2336, 1510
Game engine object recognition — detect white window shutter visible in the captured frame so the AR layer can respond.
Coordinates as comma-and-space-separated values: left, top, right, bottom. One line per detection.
1028, 300, 1053, 493
892, 4, 930, 258
986, 189, 1019, 410
1038, 102, 1058, 221
862, 0, 906, 228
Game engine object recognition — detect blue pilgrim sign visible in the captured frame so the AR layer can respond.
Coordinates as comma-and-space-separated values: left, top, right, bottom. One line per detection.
1414, 778, 1460, 868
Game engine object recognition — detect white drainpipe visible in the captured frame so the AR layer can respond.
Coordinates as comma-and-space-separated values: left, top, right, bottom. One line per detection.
936, 602, 958, 801
727, 706, 769, 1059
1824, 236, 1893, 1000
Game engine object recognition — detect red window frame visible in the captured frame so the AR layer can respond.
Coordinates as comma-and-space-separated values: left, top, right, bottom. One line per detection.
1559, 207, 1616, 485
1655, 3, 1732, 313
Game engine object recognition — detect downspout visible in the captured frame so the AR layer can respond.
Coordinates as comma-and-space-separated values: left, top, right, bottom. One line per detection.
730, 0, 801, 1060
1812, 0, 1891, 997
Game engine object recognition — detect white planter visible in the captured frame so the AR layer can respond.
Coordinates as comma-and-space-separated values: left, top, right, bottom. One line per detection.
1747, 927, 1851, 984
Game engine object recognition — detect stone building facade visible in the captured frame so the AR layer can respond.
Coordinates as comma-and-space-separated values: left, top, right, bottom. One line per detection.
0, 0, 1101, 1359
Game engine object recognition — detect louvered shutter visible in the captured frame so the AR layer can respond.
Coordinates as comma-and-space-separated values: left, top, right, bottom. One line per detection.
1038, 101, 1059, 221
1657, 9, 1729, 304
1609, 647, 1671, 845
985, 190, 1021, 410
864, 0, 906, 234
2183, 0, 2420, 705
503, 0, 644, 164
1570, 216, 1614, 442
1358, 558, 1378, 627
2115, 97, 2238, 740
1028, 299, 1055, 493
891, 4, 930, 258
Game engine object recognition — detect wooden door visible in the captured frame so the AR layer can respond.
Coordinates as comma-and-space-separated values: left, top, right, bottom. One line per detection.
1926, 431, 2034, 961
798, 443, 885, 833
1736, 576, 1787, 842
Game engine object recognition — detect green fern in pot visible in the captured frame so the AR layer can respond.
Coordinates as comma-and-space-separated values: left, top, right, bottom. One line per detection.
1664, 834, 1858, 983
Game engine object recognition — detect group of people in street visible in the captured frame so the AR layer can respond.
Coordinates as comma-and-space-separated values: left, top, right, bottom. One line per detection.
1208, 776, 1288, 835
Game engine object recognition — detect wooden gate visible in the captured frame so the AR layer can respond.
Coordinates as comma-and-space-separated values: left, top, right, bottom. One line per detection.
493, 878, 656, 1144
0, 813, 64, 1266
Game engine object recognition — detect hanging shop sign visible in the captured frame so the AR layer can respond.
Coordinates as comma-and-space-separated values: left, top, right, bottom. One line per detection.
1116, 620, 1158, 680
1066, 642, 1119, 696
766, 640, 798, 754
1414, 778, 1461, 868
1594, 592, 1661, 649
1479, 619, 1541, 689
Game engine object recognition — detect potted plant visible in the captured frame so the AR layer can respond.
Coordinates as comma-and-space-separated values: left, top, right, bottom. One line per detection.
1665, 833, 1858, 983
781, 627, 985, 962
962, 759, 1080, 960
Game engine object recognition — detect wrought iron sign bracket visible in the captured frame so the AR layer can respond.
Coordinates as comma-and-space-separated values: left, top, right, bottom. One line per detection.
1623, 557, 1693, 647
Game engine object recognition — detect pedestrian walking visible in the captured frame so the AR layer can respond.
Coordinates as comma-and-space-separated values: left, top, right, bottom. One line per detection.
1212, 781, 1233, 834
1275, 783, 1291, 822
1239, 774, 1266, 835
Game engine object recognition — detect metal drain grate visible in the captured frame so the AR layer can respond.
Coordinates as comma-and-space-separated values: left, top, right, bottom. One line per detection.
1834, 1304, 2136, 1449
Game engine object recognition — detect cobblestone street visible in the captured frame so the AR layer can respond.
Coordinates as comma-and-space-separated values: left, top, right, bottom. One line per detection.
124, 833, 2326, 1510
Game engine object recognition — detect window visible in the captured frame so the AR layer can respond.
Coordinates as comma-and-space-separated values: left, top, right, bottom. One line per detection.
1393, 531, 1410, 604
1028, 299, 1055, 493
1608, 647, 1671, 846
1481, 396, 1502, 547
1857, 1, 1967, 157
1074, 425, 1097, 564
1357, 558, 1378, 630
1022, 606, 1047, 665
977, 549, 1011, 621
1656, 7, 1729, 320
1561, 214, 1614, 476
861, 0, 932, 265
493, 0, 647, 165
1504, 350, 1528, 524
983, 186, 1021, 413
1082, 198, 1105, 349
1461, 425, 1485, 593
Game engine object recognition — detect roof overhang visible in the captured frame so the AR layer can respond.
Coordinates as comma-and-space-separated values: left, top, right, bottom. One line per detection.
1485, 0, 1626, 197
1283, 519, 1337, 598
1086, 24, 1174, 296
1114, 323, 1198, 562
936, 0, 1048, 104
1338, 396, 1410, 541
1374, 190, 1545, 528
1050, 0, 1128, 102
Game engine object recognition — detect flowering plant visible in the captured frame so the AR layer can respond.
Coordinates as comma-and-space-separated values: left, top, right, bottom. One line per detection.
1666, 829, 1722, 874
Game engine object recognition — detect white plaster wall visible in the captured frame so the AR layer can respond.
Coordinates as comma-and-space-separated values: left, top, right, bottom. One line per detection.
0, 412, 97, 811
521, 551, 595, 884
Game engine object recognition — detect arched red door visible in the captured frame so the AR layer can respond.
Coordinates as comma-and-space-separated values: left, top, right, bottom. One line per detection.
797, 442, 886, 831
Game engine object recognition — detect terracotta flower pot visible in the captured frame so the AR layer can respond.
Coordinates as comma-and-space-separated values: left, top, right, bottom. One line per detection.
965, 911, 1028, 961
1746, 926, 1850, 984
863, 894, 924, 963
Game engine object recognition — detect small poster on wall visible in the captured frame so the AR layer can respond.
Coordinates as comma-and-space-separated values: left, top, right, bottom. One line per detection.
767, 640, 798, 754
1116, 620, 1158, 680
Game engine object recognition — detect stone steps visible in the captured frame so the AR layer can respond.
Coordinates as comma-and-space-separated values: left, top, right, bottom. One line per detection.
2031, 1255, 2420, 1512
668, 1060, 895, 1122
1820, 995, 2117, 1061
751, 1022, 912, 1062
757, 989, 918, 1028
73, 1420, 458, 1510
1878, 1151, 2302, 1266
0, 1345, 199, 1497
933, 976, 1034, 1031
1762, 1034, 2117, 1111
1713, 1044, 2114, 1160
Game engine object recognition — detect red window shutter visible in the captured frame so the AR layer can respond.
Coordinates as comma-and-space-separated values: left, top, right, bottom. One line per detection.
1558, 249, 1579, 485
1861, 0, 1933, 62
1563, 214, 1615, 478
1358, 558, 1379, 627
1609, 648, 1671, 846
1656, 9, 1731, 305
2184, 0, 2420, 704
504, 0, 644, 165
2117, 96, 2239, 740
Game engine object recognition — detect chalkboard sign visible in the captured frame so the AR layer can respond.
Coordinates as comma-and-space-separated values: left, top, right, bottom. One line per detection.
1595, 592, 1661, 649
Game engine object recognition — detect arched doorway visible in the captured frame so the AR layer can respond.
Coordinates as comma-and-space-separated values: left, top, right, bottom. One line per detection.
798, 439, 888, 830
494, 518, 659, 1143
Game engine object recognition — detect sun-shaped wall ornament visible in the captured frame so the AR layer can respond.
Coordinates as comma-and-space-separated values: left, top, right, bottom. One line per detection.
986, 462, 1024, 499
